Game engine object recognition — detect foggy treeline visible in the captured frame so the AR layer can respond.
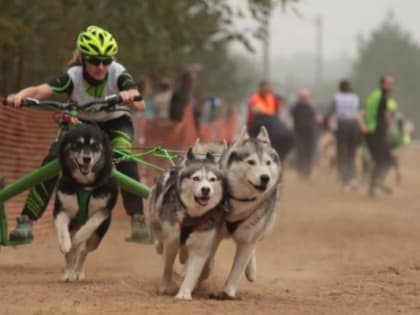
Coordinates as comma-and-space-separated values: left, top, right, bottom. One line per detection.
272, 15, 420, 135
1, 2, 419, 134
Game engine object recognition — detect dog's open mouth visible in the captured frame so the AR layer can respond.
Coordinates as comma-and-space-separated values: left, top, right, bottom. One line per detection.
194, 196, 210, 206
77, 163, 91, 175
249, 181, 267, 192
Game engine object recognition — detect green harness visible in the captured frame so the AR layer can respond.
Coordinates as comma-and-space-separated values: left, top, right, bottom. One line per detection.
75, 190, 92, 225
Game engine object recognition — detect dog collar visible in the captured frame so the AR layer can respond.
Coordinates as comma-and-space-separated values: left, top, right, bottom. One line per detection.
228, 194, 257, 203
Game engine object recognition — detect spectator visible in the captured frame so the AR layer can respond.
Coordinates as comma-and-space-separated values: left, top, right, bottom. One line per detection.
247, 81, 294, 161
202, 95, 222, 123
138, 76, 154, 119
362, 75, 398, 197
329, 80, 363, 191
169, 70, 197, 122
152, 78, 173, 119
291, 89, 320, 179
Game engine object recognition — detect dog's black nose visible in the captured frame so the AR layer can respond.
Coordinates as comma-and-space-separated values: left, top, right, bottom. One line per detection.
83, 156, 91, 164
201, 187, 210, 196
260, 174, 270, 184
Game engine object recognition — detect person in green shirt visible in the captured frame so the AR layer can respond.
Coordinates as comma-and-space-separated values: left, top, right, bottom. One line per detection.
362, 75, 398, 197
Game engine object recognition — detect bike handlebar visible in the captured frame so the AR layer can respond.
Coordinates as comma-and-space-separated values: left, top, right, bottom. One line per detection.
2, 94, 143, 112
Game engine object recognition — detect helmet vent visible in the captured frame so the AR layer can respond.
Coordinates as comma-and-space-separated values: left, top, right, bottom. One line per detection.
98, 33, 104, 46
88, 43, 100, 54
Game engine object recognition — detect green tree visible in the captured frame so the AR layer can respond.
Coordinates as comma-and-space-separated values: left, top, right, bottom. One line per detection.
0, 0, 298, 104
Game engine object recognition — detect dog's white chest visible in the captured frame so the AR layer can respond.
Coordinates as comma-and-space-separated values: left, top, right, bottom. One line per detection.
58, 191, 109, 218
58, 192, 80, 217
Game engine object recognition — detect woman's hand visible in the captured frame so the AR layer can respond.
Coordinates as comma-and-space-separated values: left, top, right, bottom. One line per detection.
6, 93, 23, 108
120, 89, 145, 111
7, 84, 53, 107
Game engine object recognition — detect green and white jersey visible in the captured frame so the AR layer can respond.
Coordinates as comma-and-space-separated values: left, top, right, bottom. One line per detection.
49, 61, 137, 122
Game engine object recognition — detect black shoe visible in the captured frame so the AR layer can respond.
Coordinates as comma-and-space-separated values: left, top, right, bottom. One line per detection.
130, 214, 149, 240
9, 215, 33, 241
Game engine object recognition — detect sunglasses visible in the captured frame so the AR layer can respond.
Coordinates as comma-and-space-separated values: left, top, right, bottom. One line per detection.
85, 56, 113, 66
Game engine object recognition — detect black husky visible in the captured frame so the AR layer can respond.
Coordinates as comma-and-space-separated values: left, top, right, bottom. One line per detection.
53, 124, 117, 281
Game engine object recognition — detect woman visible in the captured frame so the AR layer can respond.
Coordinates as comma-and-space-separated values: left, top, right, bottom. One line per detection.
329, 80, 363, 192
6, 26, 149, 242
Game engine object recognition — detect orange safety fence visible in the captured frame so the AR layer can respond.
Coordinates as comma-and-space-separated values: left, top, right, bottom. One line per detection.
0, 106, 58, 236
135, 104, 239, 186
0, 104, 239, 236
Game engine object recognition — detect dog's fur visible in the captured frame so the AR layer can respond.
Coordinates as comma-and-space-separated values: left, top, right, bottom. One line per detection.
192, 139, 227, 161
53, 124, 117, 281
149, 149, 225, 300
207, 126, 282, 299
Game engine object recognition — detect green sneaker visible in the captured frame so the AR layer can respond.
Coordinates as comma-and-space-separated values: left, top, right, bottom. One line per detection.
127, 214, 153, 244
9, 215, 33, 241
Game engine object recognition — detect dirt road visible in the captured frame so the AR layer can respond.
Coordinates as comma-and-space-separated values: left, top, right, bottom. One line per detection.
1, 148, 420, 315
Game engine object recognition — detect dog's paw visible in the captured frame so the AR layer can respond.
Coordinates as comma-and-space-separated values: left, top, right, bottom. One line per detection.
245, 265, 256, 282
63, 270, 77, 282
59, 237, 72, 254
175, 288, 192, 300
75, 271, 85, 281
159, 282, 178, 295
209, 291, 241, 301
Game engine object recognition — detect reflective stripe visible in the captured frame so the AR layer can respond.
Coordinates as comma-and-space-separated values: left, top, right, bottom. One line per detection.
110, 129, 133, 153
51, 76, 72, 93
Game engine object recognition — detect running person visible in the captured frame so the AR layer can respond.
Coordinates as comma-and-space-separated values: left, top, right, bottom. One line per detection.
362, 75, 398, 197
6, 25, 149, 242
329, 80, 363, 191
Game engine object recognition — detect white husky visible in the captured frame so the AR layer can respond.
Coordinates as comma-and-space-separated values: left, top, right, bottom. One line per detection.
206, 126, 282, 299
149, 149, 225, 300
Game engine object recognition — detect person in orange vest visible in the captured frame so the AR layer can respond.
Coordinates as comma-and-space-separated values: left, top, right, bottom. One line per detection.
247, 81, 294, 161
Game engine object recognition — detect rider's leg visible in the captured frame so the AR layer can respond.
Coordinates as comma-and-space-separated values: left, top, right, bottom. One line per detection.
117, 160, 149, 240
99, 116, 149, 241
10, 141, 60, 240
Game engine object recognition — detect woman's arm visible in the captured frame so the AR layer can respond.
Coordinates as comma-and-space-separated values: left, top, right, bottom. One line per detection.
8, 83, 53, 107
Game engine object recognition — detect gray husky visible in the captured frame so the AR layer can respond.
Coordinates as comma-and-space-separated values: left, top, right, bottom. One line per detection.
149, 148, 225, 300
208, 126, 282, 299
54, 124, 117, 281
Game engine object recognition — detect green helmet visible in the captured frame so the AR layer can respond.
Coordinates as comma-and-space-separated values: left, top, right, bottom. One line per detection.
77, 25, 118, 57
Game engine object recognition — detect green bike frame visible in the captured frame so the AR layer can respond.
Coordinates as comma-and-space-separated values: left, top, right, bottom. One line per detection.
0, 159, 150, 246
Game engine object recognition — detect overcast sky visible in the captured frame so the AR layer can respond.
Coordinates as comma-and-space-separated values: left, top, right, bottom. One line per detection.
261, 0, 420, 60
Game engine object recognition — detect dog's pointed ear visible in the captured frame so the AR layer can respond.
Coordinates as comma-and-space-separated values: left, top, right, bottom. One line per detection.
186, 147, 195, 161
257, 126, 271, 144
205, 152, 215, 162
222, 139, 228, 150
238, 126, 249, 141
232, 126, 249, 148
192, 138, 201, 153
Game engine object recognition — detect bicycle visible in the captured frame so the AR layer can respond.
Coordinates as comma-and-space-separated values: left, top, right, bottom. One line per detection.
0, 94, 179, 246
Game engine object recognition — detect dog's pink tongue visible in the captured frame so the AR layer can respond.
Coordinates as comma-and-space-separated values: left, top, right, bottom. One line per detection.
197, 197, 209, 206
80, 163, 90, 175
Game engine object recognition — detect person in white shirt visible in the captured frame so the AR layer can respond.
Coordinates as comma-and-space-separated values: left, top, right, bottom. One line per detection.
329, 80, 364, 191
